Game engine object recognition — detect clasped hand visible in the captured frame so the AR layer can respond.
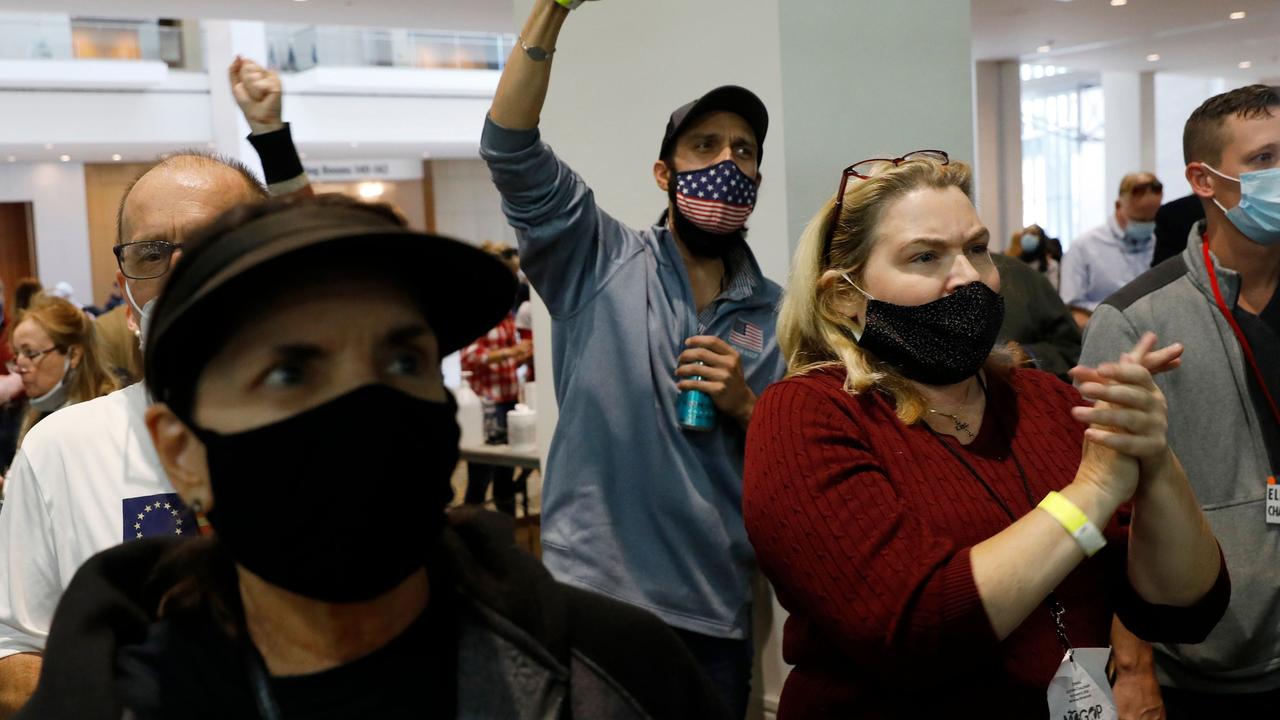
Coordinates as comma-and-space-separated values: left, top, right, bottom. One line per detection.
1067, 333, 1180, 503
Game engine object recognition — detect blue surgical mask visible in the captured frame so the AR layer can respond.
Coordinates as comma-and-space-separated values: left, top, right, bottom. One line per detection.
1204, 164, 1280, 246
1019, 233, 1041, 254
1123, 220, 1156, 245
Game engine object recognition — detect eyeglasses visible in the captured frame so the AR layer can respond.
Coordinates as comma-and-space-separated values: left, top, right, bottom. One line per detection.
821, 150, 950, 266
5, 346, 61, 373
113, 240, 180, 280
1127, 180, 1163, 197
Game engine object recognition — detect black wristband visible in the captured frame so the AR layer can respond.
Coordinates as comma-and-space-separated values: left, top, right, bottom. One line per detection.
246, 123, 305, 186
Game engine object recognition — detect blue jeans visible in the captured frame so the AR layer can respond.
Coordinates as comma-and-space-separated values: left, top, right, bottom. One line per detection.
672, 627, 752, 720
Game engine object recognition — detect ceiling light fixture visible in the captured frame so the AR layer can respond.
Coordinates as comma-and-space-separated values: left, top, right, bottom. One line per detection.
59, 154, 71, 162
1037, 44, 1052, 54
1110, 0, 1127, 6
112, 154, 122, 162
1147, 54, 1160, 62
1230, 11, 1246, 20
1239, 60, 1253, 69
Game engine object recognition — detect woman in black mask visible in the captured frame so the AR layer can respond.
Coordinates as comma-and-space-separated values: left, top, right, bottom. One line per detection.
18, 194, 728, 720
741, 154, 1228, 719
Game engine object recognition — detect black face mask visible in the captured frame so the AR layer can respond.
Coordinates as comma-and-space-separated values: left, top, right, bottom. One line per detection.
665, 165, 747, 259
854, 281, 1005, 386
194, 385, 460, 603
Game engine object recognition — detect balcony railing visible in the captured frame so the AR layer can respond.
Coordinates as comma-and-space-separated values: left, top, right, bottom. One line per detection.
0, 16, 184, 66
266, 25, 516, 73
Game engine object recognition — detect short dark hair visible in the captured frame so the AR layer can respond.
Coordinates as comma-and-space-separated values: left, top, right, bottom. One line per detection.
115, 150, 269, 246
1183, 84, 1280, 166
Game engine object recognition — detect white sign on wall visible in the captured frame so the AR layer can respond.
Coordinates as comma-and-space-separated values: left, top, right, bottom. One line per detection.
303, 159, 424, 182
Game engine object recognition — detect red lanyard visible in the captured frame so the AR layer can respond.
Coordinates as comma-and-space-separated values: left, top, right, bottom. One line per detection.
1201, 236, 1280, 429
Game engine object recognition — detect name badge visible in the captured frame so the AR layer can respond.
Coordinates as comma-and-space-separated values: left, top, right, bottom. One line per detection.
1267, 477, 1280, 526
1047, 648, 1116, 720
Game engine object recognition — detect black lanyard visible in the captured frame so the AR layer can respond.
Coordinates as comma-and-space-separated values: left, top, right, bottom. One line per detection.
924, 389, 1074, 653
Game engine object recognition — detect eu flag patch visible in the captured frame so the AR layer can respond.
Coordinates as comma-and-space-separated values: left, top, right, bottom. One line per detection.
122, 493, 194, 542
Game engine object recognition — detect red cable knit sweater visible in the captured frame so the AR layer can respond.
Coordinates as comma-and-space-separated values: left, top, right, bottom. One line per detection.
744, 366, 1229, 719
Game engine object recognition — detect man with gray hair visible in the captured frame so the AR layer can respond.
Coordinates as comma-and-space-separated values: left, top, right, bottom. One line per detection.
1061, 172, 1164, 329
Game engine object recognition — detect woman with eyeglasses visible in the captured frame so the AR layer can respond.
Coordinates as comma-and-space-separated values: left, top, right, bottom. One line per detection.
742, 153, 1228, 718
7, 294, 118, 446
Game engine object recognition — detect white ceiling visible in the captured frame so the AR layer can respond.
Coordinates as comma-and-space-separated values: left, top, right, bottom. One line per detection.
0, 0, 516, 33
973, 0, 1280, 81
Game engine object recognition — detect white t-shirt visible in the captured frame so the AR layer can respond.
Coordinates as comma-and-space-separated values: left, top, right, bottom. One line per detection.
0, 382, 180, 657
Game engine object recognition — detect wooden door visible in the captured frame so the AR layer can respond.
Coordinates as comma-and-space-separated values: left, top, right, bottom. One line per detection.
0, 202, 35, 326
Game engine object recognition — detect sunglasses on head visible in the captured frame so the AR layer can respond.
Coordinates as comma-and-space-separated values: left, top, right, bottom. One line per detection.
1127, 180, 1163, 197
821, 150, 950, 266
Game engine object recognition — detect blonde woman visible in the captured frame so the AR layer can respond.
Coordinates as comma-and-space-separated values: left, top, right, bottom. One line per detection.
742, 153, 1227, 718
8, 294, 118, 444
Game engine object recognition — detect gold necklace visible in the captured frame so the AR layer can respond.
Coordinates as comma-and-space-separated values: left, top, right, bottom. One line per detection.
927, 409, 975, 439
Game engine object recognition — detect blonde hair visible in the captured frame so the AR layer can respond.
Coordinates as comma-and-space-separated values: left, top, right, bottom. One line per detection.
777, 158, 1008, 424
15, 294, 120, 443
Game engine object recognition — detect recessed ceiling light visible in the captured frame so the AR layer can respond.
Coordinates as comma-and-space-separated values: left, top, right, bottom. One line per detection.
1239, 60, 1253, 69
1147, 54, 1160, 62
1230, 11, 1246, 20
1110, 0, 1127, 5
1037, 44, 1052, 54
111, 154, 122, 162
59, 154, 71, 162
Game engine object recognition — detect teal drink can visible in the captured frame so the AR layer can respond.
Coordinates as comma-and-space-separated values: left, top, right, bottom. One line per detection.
678, 379, 717, 431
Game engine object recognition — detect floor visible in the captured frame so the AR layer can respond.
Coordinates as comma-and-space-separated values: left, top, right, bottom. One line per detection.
448, 461, 543, 557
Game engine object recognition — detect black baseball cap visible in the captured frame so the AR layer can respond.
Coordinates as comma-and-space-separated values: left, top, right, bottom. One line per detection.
659, 85, 769, 166
145, 195, 516, 419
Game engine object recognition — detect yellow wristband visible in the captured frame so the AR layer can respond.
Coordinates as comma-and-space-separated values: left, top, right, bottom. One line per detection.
555, 0, 585, 9
1038, 491, 1107, 557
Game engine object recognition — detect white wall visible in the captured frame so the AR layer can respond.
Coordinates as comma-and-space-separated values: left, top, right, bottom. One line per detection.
0, 162, 92, 306
1154, 74, 1228, 199
776, 1, 976, 252
430, 158, 517, 246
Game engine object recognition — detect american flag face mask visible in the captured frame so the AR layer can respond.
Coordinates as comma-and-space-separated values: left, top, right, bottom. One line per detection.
673, 159, 759, 235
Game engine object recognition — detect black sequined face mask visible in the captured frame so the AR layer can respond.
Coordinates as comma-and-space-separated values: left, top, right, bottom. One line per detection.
846, 278, 1005, 386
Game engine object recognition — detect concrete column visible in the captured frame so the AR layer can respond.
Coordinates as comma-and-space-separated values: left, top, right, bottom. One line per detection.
202, 20, 269, 180
1139, 71, 1157, 174
508, 2, 974, 715
1102, 71, 1142, 205
975, 60, 1024, 251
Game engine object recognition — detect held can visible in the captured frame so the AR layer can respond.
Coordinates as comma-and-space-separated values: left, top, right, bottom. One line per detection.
678, 378, 718, 432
